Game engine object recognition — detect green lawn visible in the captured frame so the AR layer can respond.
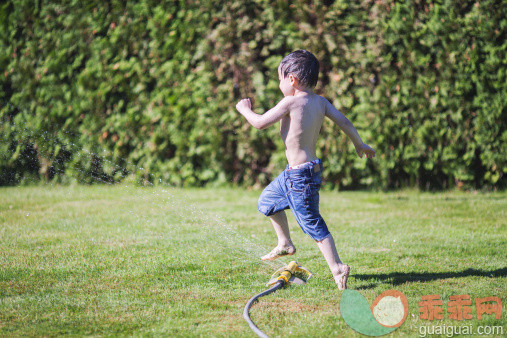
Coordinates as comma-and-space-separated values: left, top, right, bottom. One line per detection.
0, 186, 505, 336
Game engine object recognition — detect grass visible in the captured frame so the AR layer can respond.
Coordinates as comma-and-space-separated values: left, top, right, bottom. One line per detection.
0, 185, 505, 336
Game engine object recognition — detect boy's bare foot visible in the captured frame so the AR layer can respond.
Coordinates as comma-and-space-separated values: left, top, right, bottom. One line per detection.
261, 245, 296, 261
335, 265, 350, 290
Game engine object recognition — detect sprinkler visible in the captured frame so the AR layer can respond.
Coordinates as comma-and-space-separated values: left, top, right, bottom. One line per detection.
243, 261, 312, 338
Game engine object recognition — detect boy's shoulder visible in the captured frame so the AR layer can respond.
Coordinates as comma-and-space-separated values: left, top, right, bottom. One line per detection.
284, 94, 330, 112
282, 93, 329, 105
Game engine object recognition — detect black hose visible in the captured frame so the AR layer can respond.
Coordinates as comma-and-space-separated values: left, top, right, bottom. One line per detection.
243, 280, 285, 338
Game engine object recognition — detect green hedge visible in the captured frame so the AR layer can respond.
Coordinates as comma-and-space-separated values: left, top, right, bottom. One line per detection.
0, 0, 505, 190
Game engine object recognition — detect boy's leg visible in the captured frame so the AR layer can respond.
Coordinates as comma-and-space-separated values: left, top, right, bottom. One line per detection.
316, 234, 350, 290
261, 210, 296, 261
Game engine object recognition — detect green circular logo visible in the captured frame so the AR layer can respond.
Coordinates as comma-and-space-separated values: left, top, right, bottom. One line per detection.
340, 289, 409, 336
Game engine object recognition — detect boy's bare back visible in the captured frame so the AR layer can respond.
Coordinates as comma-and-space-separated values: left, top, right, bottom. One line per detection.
280, 93, 325, 166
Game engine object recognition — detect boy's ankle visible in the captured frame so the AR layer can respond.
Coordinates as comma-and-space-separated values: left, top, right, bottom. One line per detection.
277, 241, 294, 248
333, 265, 350, 290
331, 263, 349, 276
261, 244, 296, 261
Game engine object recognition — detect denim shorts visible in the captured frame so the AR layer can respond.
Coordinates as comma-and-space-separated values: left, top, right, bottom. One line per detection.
258, 159, 330, 241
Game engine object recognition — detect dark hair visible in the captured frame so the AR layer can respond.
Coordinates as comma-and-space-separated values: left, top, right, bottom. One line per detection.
279, 50, 319, 88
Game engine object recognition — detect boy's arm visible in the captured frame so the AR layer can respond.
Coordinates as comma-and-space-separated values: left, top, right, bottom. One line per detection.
235, 97, 292, 130
324, 99, 376, 158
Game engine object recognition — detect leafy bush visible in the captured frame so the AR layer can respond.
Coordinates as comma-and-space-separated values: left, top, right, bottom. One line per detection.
0, 0, 504, 190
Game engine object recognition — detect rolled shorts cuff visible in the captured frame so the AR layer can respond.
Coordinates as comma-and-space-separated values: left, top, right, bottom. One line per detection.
312, 231, 332, 242
258, 199, 289, 216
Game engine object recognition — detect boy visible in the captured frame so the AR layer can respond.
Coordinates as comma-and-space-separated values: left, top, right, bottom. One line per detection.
235, 50, 375, 290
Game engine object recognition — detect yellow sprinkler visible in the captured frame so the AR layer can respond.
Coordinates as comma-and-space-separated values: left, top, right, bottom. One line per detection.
243, 261, 313, 338
266, 261, 313, 286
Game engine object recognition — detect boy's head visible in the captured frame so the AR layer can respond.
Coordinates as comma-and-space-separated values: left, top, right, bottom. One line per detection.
278, 50, 319, 89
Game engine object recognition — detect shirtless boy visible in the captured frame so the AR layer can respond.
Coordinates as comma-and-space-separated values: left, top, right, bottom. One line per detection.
235, 50, 375, 290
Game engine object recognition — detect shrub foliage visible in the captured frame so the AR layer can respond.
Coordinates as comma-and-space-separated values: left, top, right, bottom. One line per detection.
1, 0, 505, 189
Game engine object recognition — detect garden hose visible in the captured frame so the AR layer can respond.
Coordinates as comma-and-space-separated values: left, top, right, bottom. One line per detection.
243, 261, 312, 337
243, 280, 285, 338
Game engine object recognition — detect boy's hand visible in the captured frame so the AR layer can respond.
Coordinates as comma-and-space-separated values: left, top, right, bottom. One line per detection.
355, 143, 376, 159
236, 98, 251, 113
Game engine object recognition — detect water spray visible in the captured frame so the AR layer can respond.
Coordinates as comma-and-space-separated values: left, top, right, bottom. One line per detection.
243, 261, 312, 338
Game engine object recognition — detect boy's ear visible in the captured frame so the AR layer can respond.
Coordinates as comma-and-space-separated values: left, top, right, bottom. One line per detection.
289, 74, 298, 86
